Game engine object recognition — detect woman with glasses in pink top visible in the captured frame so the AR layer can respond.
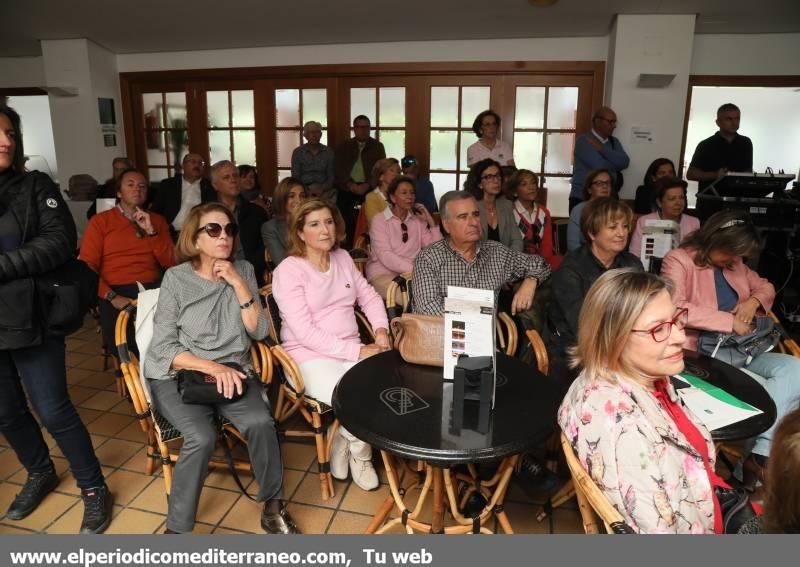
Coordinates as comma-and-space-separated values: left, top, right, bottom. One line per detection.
366, 176, 440, 300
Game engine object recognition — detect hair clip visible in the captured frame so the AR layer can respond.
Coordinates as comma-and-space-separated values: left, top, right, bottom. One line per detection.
719, 219, 745, 229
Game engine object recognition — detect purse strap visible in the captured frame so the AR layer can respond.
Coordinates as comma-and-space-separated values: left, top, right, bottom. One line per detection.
216, 416, 257, 501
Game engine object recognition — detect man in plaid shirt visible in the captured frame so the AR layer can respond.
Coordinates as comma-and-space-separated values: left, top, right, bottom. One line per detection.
412, 191, 551, 317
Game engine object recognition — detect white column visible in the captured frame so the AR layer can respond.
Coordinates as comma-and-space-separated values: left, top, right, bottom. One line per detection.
41, 39, 125, 234
605, 15, 696, 199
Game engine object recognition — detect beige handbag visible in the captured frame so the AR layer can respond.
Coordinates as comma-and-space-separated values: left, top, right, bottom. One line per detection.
390, 314, 444, 367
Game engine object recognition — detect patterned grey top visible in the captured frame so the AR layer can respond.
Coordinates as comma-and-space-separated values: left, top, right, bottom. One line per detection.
146, 260, 267, 380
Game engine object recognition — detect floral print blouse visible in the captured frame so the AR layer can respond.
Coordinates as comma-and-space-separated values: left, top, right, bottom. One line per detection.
558, 370, 717, 534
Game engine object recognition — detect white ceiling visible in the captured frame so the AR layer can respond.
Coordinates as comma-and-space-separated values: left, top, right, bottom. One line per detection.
3, 0, 799, 57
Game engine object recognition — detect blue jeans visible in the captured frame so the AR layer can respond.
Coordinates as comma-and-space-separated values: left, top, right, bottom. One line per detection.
741, 352, 800, 457
0, 336, 104, 489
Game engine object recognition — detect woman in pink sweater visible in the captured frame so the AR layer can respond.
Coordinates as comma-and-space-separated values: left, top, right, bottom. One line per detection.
272, 199, 390, 491
366, 175, 440, 300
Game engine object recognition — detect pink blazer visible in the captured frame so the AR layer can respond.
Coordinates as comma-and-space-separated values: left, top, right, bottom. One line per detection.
660, 247, 775, 350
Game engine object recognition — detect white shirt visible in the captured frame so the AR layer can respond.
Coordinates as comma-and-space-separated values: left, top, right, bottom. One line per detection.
172, 177, 202, 231
591, 128, 609, 144
466, 139, 514, 167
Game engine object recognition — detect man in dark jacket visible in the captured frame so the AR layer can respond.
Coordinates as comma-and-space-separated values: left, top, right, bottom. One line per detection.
150, 153, 215, 234
334, 115, 385, 246
210, 160, 269, 286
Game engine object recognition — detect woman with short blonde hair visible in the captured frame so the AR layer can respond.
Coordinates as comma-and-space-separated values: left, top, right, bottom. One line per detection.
559, 269, 732, 534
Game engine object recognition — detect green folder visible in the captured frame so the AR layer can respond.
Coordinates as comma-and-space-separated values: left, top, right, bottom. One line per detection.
676, 371, 760, 412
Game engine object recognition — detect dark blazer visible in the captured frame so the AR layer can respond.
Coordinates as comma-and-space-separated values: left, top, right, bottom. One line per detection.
546, 244, 644, 351
150, 175, 215, 225
334, 137, 386, 190
235, 199, 269, 287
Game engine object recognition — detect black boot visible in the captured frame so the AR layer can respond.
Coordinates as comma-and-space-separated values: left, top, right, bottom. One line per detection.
79, 483, 113, 534
6, 467, 59, 520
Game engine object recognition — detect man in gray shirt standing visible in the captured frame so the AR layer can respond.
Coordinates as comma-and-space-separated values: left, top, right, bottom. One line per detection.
291, 121, 335, 201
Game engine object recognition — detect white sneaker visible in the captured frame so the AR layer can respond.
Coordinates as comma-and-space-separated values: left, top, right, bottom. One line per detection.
349, 456, 379, 491
329, 429, 349, 480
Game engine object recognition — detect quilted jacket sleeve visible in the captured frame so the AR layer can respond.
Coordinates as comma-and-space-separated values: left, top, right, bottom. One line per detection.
0, 172, 77, 283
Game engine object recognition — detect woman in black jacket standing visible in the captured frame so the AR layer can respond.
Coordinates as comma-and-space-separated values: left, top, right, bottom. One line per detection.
0, 105, 112, 533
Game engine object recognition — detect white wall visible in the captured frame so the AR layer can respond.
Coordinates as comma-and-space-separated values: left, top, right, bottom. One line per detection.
117, 37, 608, 72
691, 33, 800, 75
606, 14, 696, 200
6, 95, 59, 181
0, 56, 44, 89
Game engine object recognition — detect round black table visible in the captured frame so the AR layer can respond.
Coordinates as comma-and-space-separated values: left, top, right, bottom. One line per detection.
680, 350, 777, 442
332, 350, 562, 534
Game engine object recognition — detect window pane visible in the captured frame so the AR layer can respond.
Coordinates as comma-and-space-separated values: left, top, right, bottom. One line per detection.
165, 129, 189, 168
459, 130, 475, 171
429, 172, 458, 203
148, 168, 170, 183
145, 131, 168, 166
378, 130, 405, 161
514, 131, 543, 171
275, 89, 300, 128
207, 91, 229, 128
165, 92, 186, 127
277, 130, 300, 168
543, 176, 571, 218
233, 130, 256, 166
231, 90, 254, 127
209, 130, 231, 164
350, 88, 376, 124
547, 87, 579, 130
545, 133, 575, 174
277, 169, 291, 185
461, 87, 491, 128
142, 93, 162, 127
429, 130, 458, 171
515, 87, 546, 129
379, 87, 405, 127
430, 87, 458, 128
302, 89, 327, 127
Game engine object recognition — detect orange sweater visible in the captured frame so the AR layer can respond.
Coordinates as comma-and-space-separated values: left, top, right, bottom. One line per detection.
80, 208, 175, 298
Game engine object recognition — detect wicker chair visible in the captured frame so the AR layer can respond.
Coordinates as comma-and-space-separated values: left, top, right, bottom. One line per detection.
385, 272, 412, 323
114, 302, 273, 494
260, 285, 376, 500
560, 433, 635, 534
350, 233, 371, 276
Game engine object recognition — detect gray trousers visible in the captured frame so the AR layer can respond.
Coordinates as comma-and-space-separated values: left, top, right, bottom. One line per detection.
149, 378, 284, 533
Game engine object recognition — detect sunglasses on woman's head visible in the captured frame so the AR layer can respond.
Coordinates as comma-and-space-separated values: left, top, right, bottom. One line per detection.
196, 222, 239, 238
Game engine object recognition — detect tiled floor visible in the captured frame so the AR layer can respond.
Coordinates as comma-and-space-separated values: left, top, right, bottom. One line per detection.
0, 320, 583, 535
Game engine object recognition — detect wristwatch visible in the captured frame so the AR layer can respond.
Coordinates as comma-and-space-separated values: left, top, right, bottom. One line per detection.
105, 290, 118, 301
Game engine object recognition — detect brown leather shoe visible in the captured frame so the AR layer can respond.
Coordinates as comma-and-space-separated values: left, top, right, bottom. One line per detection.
261, 504, 301, 534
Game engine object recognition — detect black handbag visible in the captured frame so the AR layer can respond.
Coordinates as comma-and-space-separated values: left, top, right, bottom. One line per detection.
175, 362, 249, 405
36, 257, 99, 336
716, 486, 757, 534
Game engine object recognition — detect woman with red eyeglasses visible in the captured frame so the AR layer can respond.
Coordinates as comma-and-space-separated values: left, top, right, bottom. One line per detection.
560, 269, 741, 533
366, 175, 440, 300
146, 203, 299, 535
